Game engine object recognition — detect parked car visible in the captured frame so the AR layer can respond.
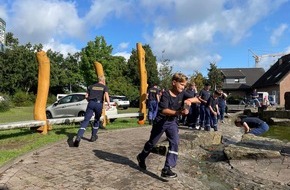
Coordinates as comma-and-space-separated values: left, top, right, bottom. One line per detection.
46, 93, 118, 121
56, 94, 68, 100
110, 95, 130, 109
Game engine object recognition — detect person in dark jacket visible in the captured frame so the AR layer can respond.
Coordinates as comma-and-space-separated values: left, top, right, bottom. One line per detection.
184, 82, 199, 129
147, 84, 160, 125
234, 116, 269, 136
74, 75, 111, 147
198, 83, 211, 129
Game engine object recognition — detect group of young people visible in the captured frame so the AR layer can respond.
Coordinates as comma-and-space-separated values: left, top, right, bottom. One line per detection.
73, 72, 269, 179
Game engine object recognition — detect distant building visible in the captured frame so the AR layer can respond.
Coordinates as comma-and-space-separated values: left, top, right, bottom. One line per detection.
219, 68, 265, 96
252, 54, 290, 106
0, 17, 6, 52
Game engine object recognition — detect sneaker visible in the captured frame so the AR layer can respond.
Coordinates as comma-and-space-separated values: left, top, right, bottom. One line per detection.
73, 137, 81, 147
137, 154, 146, 170
90, 135, 98, 142
188, 126, 193, 130
161, 168, 177, 178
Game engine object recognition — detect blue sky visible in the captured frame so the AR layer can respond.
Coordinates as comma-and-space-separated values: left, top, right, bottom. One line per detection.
1, 0, 290, 76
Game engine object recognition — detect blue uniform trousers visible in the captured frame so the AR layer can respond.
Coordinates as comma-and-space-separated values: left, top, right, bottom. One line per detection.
199, 104, 206, 127
77, 100, 103, 138
205, 108, 217, 131
218, 105, 226, 121
148, 100, 158, 120
249, 122, 269, 136
187, 104, 200, 127
139, 117, 179, 169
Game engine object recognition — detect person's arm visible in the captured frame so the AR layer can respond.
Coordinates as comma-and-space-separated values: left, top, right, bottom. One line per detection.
243, 122, 251, 133
161, 108, 189, 116
186, 97, 201, 104
104, 92, 110, 108
157, 94, 160, 102
216, 104, 219, 115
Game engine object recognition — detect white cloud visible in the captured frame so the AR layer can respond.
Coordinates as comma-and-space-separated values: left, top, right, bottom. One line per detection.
43, 38, 79, 56
2, 0, 290, 75
113, 51, 131, 61
85, 0, 133, 28
117, 42, 129, 50
270, 24, 288, 45
9, 0, 86, 44
145, 0, 288, 74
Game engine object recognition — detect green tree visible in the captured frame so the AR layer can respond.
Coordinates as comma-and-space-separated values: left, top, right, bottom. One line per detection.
80, 36, 113, 87
0, 33, 38, 95
158, 50, 172, 90
207, 62, 223, 90
188, 71, 205, 92
126, 44, 159, 88
79, 36, 138, 100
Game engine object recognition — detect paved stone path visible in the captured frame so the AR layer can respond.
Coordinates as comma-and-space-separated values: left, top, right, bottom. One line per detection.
0, 122, 290, 190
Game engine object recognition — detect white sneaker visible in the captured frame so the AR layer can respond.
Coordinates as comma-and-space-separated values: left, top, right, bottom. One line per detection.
188, 127, 193, 130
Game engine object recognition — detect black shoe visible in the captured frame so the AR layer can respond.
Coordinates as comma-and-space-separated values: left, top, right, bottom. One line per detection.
137, 154, 146, 170
90, 135, 98, 142
161, 168, 177, 178
73, 137, 81, 147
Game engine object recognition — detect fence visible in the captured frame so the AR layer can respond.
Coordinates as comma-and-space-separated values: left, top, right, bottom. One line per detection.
0, 112, 144, 131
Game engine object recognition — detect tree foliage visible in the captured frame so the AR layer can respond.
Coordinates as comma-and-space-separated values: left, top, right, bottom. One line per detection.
158, 51, 172, 90
207, 62, 223, 90
188, 71, 206, 92
126, 44, 159, 88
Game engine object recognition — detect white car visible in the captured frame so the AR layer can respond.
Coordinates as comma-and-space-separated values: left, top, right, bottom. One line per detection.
110, 95, 130, 109
46, 93, 118, 121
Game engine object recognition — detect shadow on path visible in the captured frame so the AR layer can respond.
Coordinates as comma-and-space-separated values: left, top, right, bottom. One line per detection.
93, 149, 168, 182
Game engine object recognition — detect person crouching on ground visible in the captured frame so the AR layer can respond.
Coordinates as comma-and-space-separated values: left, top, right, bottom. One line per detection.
136, 72, 200, 178
74, 75, 111, 147
204, 90, 222, 131
234, 116, 269, 136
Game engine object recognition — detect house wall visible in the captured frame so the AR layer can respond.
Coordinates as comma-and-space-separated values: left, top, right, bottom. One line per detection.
280, 72, 290, 106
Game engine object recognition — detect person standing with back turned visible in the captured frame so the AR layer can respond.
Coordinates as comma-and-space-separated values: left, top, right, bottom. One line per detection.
136, 73, 200, 178
74, 75, 111, 147
147, 84, 160, 125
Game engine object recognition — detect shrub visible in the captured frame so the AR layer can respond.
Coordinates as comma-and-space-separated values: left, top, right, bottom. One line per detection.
12, 91, 35, 107
0, 94, 11, 112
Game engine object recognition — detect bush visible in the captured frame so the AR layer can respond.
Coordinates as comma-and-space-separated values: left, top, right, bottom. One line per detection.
12, 91, 35, 107
47, 94, 57, 104
0, 94, 11, 112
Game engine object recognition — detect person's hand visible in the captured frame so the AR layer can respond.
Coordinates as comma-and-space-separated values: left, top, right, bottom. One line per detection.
181, 109, 189, 115
106, 105, 111, 111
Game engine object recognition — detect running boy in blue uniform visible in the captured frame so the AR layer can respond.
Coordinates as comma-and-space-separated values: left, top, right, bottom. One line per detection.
136, 73, 200, 178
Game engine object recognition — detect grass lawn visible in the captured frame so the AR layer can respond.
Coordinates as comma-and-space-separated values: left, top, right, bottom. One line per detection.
0, 106, 147, 167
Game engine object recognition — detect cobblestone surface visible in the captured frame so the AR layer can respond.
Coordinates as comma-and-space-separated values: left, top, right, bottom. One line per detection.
0, 120, 290, 190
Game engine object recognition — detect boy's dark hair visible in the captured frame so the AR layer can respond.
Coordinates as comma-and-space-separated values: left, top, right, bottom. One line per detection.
214, 90, 222, 96
234, 117, 242, 126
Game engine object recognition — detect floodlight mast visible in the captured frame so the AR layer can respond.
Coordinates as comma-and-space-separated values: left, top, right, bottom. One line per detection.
248, 49, 287, 68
